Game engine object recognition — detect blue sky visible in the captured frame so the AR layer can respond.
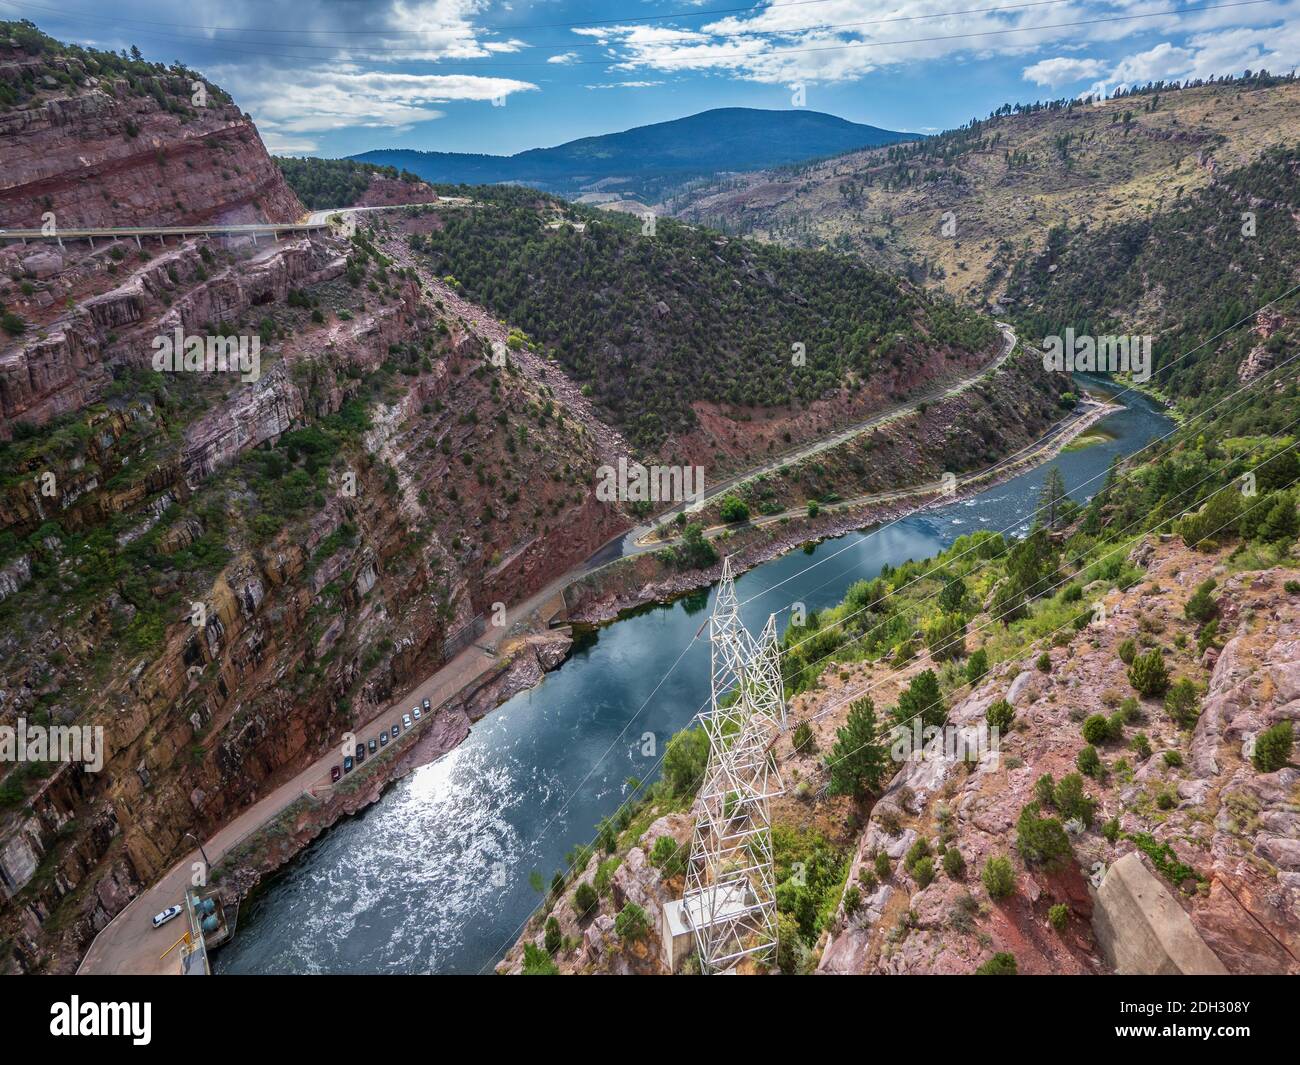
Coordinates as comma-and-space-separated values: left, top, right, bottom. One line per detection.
6, 0, 1298, 156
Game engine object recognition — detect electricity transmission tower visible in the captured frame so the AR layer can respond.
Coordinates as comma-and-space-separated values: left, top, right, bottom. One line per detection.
681, 556, 787, 973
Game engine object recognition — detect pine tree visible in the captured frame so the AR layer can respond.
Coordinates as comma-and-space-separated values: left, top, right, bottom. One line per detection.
1034, 466, 1069, 530
894, 669, 947, 728
827, 697, 889, 798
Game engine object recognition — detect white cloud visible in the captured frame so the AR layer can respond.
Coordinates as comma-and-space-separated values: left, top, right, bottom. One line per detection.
561, 0, 1297, 87
217, 65, 538, 134
1022, 56, 1107, 87
1111, 42, 1195, 84
261, 134, 321, 155
547, 52, 579, 65
585, 80, 666, 90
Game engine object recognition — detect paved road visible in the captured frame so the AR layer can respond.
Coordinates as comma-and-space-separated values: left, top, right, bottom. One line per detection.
303, 199, 468, 225
76, 235, 1017, 976
0, 222, 328, 244
592, 322, 1019, 564
76, 577, 568, 976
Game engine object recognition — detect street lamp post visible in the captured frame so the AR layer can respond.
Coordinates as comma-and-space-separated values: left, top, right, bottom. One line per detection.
184, 832, 211, 875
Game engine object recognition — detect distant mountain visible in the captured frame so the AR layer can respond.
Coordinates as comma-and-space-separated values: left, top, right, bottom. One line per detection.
350, 108, 918, 200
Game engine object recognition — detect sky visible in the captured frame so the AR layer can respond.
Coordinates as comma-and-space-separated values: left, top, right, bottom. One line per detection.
5, 0, 1299, 157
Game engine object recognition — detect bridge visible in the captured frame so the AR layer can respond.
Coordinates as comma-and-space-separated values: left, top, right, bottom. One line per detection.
0, 221, 331, 249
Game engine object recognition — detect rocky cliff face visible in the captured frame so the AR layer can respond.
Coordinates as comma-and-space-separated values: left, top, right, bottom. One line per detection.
0, 39, 302, 229
0, 212, 629, 971
813, 539, 1299, 975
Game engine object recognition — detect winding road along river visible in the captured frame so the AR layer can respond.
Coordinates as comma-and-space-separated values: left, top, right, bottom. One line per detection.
215, 380, 1171, 975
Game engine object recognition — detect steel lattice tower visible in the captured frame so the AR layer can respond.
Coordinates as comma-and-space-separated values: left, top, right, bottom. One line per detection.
682, 557, 787, 973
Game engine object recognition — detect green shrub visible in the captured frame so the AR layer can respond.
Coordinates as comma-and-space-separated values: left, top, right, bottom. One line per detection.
966, 648, 989, 684
1163, 750, 1184, 769
1164, 677, 1200, 727
1117, 638, 1137, 665
1036, 651, 1052, 673
614, 902, 651, 942
1034, 773, 1056, 807
1128, 649, 1170, 698
1077, 744, 1103, 777
925, 611, 968, 662
975, 951, 1018, 975
662, 727, 709, 796
574, 880, 598, 920
1016, 803, 1073, 867
1102, 817, 1121, 843
942, 847, 966, 879
791, 719, 815, 755
912, 855, 936, 888
986, 698, 1015, 731
1184, 579, 1219, 623
1081, 714, 1112, 745
719, 496, 749, 523
982, 856, 1015, 899
544, 916, 562, 955
1053, 772, 1096, 828
522, 942, 558, 975
650, 834, 686, 878
1252, 722, 1294, 772
1131, 732, 1152, 760
874, 850, 891, 879
843, 885, 862, 917
1048, 903, 1069, 931
903, 837, 931, 873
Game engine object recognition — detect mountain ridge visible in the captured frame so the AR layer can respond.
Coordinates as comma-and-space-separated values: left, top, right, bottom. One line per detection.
350, 107, 918, 199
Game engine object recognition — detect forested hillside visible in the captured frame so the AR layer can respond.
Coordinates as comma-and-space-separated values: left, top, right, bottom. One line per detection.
671, 74, 1300, 302
1007, 143, 1300, 436
406, 187, 997, 451
275, 156, 425, 209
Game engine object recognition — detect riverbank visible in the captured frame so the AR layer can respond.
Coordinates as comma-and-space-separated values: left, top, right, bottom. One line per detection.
566, 396, 1122, 626
197, 394, 1121, 967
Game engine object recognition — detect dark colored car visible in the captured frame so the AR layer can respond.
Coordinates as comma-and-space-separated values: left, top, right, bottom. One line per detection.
391, 724, 400, 739
356, 743, 366, 763
379, 731, 388, 747
368, 739, 377, 754
422, 698, 431, 712
343, 756, 354, 773
331, 765, 341, 783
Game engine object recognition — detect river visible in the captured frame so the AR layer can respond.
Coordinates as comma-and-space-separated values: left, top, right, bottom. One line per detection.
215, 380, 1171, 974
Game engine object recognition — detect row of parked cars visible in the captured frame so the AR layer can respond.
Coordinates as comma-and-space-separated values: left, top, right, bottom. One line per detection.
331, 698, 432, 781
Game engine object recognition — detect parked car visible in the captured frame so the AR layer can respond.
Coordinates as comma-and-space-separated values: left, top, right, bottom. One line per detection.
402, 714, 412, 730
152, 904, 183, 929
330, 765, 341, 783
391, 724, 400, 739
379, 731, 388, 747
413, 706, 421, 721
368, 738, 377, 754
356, 744, 366, 763
422, 698, 431, 712
344, 755, 354, 773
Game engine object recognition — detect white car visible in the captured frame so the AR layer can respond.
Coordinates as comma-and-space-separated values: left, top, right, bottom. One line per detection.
402, 714, 412, 730
152, 904, 183, 929
413, 706, 421, 721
